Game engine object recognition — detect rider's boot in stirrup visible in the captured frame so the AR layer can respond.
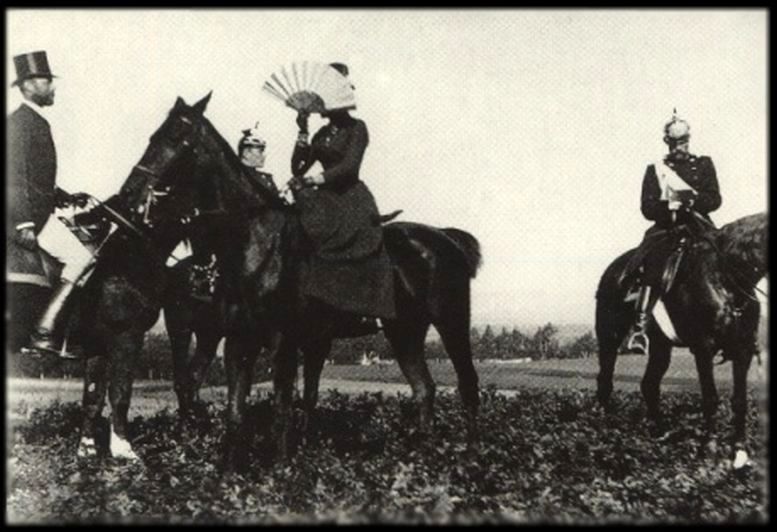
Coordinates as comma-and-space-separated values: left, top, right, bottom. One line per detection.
627, 284, 652, 355
25, 262, 94, 359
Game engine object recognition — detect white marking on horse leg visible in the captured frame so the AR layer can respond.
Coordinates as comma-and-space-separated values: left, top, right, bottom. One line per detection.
88, 382, 96, 393
77, 437, 98, 458
733, 449, 751, 470
110, 425, 139, 461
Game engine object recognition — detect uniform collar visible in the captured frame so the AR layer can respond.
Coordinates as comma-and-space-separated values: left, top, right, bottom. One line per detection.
666, 151, 694, 163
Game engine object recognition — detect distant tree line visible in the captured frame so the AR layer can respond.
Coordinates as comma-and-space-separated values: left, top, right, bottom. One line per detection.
8, 323, 600, 380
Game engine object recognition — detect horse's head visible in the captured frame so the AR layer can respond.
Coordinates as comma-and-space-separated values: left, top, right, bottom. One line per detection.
119, 92, 214, 228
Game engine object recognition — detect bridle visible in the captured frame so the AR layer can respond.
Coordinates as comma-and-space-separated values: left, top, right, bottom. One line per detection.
132, 114, 203, 229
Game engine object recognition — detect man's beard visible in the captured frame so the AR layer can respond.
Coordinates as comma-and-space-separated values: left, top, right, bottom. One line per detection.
30, 91, 54, 107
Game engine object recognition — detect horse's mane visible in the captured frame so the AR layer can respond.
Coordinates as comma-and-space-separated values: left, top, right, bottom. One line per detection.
197, 114, 286, 209
714, 212, 768, 275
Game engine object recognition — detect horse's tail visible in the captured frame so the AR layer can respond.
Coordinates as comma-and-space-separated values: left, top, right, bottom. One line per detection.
440, 227, 482, 278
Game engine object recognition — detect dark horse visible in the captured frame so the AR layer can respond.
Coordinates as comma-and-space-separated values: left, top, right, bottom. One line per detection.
26, 96, 216, 459
163, 254, 227, 416
595, 212, 767, 467
120, 93, 483, 466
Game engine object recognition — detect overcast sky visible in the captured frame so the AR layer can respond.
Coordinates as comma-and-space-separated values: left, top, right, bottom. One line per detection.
7, 9, 768, 327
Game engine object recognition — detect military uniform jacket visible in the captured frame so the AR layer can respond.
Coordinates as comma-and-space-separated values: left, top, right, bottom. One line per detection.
640, 152, 721, 229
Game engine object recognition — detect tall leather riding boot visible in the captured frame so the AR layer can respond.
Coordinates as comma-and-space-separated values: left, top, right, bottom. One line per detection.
27, 279, 79, 358
26, 260, 95, 359
627, 284, 652, 355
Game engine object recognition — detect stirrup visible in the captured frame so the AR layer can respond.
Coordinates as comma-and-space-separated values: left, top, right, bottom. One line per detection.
58, 335, 81, 360
24, 332, 79, 360
627, 330, 650, 355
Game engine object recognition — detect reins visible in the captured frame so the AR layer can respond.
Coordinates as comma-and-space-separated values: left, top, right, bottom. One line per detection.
81, 194, 188, 267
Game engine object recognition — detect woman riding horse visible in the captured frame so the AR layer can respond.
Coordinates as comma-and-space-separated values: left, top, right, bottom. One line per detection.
288, 63, 394, 338
118, 94, 481, 467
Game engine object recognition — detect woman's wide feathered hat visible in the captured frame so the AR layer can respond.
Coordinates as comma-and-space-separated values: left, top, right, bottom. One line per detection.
11, 50, 57, 87
663, 108, 691, 144
262, 61, 356, 114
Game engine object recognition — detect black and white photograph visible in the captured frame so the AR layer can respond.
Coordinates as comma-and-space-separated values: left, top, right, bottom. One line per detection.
6, 8, 768, 524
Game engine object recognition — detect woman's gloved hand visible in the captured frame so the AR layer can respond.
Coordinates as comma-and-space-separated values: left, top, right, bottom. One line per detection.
296, 110, 310, 134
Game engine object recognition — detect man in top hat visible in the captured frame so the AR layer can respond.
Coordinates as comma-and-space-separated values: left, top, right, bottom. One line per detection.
626, 111, 722, 354
8, 50, 94, 358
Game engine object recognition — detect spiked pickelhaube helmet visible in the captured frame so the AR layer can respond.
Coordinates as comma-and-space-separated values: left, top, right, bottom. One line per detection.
238, 122, 267, 150
663, 108, 691, 144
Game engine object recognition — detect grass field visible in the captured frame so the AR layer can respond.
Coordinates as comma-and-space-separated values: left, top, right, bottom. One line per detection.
321, 350, 769, 393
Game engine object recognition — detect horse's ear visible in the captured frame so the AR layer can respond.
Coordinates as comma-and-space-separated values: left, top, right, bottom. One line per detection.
174, 96, 187, 110
193, 91, 213, 115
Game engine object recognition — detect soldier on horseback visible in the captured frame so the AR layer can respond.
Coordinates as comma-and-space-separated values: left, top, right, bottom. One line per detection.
186, 123, 279, 302
8, 51, 95, 359
239, 122, 279, 195
627, 110, 722, 354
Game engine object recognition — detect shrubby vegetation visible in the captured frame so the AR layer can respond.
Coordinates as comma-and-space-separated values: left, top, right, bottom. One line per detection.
7, 388, 767, 524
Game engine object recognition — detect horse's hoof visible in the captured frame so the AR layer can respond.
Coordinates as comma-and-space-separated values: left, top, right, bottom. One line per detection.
110, 429, 139, 461
647, 421, 671, 441
77, 437, 98, 458
732, 449, 752, 470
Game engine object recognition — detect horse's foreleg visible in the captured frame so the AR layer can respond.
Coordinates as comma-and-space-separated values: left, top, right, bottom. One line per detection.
190, 329, 222, 404
168, 322, 195, 417
730, 346, 755, 468
301, 337, 332, 438
222, 332, 258, 470
107, 329, 144, 461
641, 333, 672, 437
692, 347, 720, 438
271, 334, 298, 461
79, 350, 108, 458
385, 320, 435, 435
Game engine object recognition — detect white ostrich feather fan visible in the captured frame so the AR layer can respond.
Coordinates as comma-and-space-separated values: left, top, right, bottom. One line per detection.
262, 61, 355, 114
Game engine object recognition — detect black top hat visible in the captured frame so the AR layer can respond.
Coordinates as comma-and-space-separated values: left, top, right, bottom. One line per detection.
12, 50, 57, 87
